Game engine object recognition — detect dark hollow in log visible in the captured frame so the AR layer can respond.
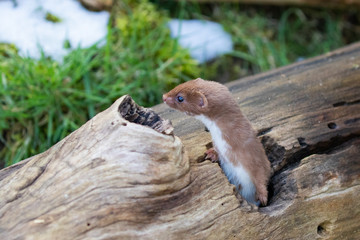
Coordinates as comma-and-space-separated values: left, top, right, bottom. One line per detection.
118, 95, 174, 135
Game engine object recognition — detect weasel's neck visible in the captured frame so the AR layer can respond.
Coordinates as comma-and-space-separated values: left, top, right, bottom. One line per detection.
195, 112, 252, 151
195, 115, 219, 133
195, 114, 230, 158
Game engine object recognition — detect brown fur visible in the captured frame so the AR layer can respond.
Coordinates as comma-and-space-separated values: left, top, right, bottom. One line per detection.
163, 78, 271, 205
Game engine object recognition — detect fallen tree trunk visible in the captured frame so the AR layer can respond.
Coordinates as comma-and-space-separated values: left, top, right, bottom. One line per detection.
184, 0, 360, 8
1, 43, 360, 239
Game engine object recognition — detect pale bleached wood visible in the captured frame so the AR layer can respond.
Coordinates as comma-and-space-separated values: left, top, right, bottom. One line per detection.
0, 42, 360, 239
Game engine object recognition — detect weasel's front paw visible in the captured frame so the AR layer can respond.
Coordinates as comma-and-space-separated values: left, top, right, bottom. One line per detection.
256, 188, 268, 206
205, 148, 219, 163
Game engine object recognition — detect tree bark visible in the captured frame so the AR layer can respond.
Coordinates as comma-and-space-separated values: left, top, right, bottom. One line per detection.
183, 0, 360, 8
1, 43, 360, 239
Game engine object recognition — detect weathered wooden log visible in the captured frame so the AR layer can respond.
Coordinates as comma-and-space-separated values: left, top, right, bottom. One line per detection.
0, 42, 360, 239
183, 0, 360, 8
79, 0, 113, 11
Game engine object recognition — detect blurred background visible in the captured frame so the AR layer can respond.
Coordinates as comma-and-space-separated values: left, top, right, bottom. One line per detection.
0, 0, 359, 167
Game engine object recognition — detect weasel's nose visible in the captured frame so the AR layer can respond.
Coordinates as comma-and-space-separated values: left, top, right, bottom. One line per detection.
162, 94, 168, 103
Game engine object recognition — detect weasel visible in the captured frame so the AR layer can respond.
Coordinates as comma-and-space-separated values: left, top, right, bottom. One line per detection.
162, 78, 271, 206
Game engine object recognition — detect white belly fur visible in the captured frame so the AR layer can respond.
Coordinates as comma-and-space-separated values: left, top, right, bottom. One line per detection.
195, 115, 258, 205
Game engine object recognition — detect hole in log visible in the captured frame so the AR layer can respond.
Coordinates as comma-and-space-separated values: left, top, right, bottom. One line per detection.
205, 142, 213, 149
317, 225, 325, 235
260, 136, 287, 208
327, 122, 337, 129
266, 180, 274, 204
297, 137, 307, 147
317, 221, 332, 237
261, 136, 286, 171
118, 95, 174, 135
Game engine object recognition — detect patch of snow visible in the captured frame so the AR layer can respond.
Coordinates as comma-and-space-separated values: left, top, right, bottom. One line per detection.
0, 0, 109, 61
168, 19, 233, 63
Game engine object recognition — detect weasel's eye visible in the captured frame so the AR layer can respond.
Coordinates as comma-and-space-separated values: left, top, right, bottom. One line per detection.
176, 95, 184, 103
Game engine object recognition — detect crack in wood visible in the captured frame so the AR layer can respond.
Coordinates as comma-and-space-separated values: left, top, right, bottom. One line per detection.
344, 117, 360, 125
5, 192, 23, 204
257, 127, 273, 136
266, 133, 360, 207
333, 99, 360, 107
305, 184, 360, 201
17, 166, 46, 191
261, 136, 286, 172
285, 133, 360, 170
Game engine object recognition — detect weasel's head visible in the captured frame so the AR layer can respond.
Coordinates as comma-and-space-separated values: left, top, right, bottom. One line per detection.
162, 78, 210, 116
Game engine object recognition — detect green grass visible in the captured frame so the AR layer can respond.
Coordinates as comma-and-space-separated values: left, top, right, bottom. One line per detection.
0, 0, 199, 167
1, 0, 359, 167
156, 2, 352, 81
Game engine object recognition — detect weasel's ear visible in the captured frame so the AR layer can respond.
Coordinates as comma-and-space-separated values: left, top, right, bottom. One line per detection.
196, 91, 208, 108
